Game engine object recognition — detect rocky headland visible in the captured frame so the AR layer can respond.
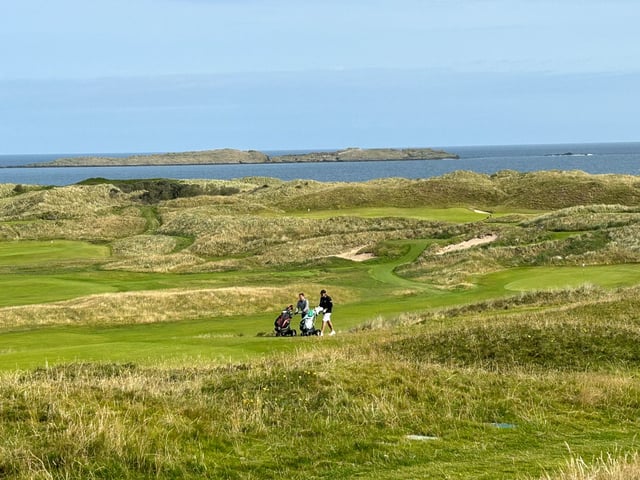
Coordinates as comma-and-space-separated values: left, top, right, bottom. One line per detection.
26, 147, 458, 167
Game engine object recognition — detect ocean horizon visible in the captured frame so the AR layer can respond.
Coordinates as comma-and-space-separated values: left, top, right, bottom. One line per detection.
1, 142, 639, 186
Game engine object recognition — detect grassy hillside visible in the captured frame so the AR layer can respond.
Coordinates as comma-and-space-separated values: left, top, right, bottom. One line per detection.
1, 170, 640, 479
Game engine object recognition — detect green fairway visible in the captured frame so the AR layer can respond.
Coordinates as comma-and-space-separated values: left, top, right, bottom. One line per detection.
0, 270, 231, 307
0, 239, 109, 266
0, 275, 120, 306
292, 206, 497, 222
0, 317, 304, 369
3, 237, 640, 371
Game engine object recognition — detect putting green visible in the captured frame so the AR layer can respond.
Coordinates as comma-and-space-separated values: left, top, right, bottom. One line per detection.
0, 240, 109, 266
501, 264, 640, 291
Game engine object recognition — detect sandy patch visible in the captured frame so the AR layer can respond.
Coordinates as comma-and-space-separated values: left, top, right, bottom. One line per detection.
436, 234, 497, 255
334, 246, 375, 262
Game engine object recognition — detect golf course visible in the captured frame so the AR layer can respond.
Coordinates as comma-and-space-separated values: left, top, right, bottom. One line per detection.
1, 170, 640, 479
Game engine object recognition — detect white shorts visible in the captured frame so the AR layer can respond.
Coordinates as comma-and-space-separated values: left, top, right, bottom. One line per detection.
322, 312, 332, 323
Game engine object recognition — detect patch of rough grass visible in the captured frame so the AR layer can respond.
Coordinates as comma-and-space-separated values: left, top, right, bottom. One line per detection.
103, 252, 206, 272
350, 285, 620, 332
160, 194, 283, 215
0, 363, 206, 479
0, 184, 133, 220
110, 234, 178, 256
262, 173, 504, 211
607, 223, 640, 254
106, 235, 205, 271
159, 211, 443, 266
387, 320, 640, 371
537, 452, 640, 480
402, 247, 504, 287
351, 311, 425, 332
423, 284, 610, 319
0, 210, 147, 241
26, 214, 146, 241
494, 170, 640, 209
244, 171, 640, 212
0, 184, 24, 198
521, 204, 640, 232
0, 186, 150, 241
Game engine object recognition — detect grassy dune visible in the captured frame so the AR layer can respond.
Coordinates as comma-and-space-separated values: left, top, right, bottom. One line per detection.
1, 171, 640, 478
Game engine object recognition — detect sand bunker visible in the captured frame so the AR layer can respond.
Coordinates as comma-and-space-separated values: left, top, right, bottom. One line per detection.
333, 234, 497, 261
436, 234, 497, 255
334, 246, 375, 262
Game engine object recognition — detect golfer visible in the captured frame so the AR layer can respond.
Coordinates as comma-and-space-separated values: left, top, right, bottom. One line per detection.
319, 289, 335, 336
295, 292, 309, 319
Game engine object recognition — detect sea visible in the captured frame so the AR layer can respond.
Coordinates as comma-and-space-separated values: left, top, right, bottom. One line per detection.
0, 142, 639, 186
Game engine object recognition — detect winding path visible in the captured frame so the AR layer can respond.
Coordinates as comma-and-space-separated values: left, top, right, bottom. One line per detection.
368, 240, 434, 290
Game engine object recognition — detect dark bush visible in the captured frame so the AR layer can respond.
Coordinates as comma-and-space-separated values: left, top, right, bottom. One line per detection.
75, 178, 239, 203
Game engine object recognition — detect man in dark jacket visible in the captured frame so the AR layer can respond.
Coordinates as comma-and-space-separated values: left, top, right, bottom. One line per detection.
319, 289, 335, 336
296, 292, 309, 320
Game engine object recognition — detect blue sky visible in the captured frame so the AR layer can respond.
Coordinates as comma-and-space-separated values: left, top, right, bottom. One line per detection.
1, 0, 638, 154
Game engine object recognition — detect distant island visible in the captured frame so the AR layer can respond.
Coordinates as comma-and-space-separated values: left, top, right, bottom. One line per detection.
544, 152, 594, 157
25, 147, 459, 167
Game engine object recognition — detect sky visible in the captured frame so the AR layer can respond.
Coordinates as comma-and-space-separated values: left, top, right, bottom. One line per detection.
1, 0, 639, 154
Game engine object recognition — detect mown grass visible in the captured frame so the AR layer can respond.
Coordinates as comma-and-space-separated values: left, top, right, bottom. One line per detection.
292, 206, 501, 222
0, 240, 109, 267
1, 172, 640, 478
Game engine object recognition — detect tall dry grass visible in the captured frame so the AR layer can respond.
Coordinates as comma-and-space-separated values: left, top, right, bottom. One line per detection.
0, 284, 349, 329
538, 453, 640, 480
156, 211, 443, 268
0, 213, 147, 241
2, 174, 640, 271
0, 184, 148, 241
0, 185, 134, 220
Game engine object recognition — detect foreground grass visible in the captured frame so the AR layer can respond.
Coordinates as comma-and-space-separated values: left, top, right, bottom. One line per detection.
2, 284, 640, 479
1, 301, 639, 479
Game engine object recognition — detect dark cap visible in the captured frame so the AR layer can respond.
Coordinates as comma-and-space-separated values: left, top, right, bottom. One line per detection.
320, 289, 326, 294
